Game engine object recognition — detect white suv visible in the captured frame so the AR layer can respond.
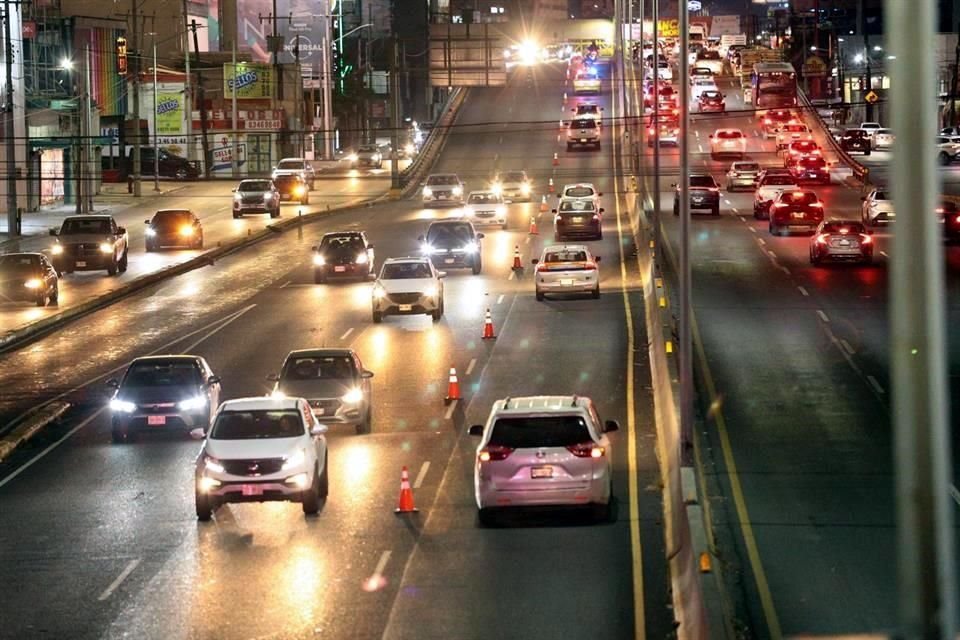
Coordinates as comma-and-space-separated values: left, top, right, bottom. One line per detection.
372, 257, 445, 323
468, 395, 619, 525
192, 397, 329, 520
271, 158, 316, 190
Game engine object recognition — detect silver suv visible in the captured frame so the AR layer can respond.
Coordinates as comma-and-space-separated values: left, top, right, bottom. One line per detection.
372, 257, 446, 323
469, 395, 618, 525
566, 118, 600, 151
271, 158, 316, 190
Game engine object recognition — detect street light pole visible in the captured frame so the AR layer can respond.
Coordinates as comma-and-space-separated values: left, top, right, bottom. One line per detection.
678, 0, 692, 453
152, 36, 160, 192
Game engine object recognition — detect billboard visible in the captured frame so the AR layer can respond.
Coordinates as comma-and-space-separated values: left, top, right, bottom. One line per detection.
155, 93, 184, 134
224, 63, 275, 99
429, 23, 505, 87
236, 0, 333, 66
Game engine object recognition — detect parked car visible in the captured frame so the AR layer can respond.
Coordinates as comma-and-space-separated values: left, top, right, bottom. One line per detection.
130, 147, 199, 180
0, 252, 58, 306
49, 215, 128, 276
145, 209, 203, 251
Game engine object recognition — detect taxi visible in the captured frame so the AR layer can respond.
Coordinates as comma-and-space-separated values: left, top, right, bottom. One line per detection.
572, 66, 601, 95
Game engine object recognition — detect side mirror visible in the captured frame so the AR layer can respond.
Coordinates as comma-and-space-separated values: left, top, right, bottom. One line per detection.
361, 370, 375, 379
189, 428, 206, 440
551, 208, 558, 214
595, 256, 602, 262
531, 258, 540, 265
105, 378, 119, 388
438, 271, 447, 278
417, 234, 425, 243
603, 420, 620, 433
311, 423, 329, 436
266, 373, 279, 382
48, 228, 58, 236
144, 219, 151, 225
599, 208, 605, 214
207, 375, 221, 386
476, 233, 485, 239
468, 425, 484, 436
117, 227, 126, 235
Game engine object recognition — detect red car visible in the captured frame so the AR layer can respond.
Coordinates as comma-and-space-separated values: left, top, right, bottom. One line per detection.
769, 190, 824, 236
939, 201, 960, 242
790, 155, 831, 184
762, 109, 796, 137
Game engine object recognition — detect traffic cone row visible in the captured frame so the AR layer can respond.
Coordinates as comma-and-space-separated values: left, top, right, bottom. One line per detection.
552, 152, 559, 166
529, 216, 539, 235
512, 245, 522, 270
482, 308, 497, 340
445, 366, 461, 404
395, 466, 418, 514
548, 178, 554, 192
539, 196, 548, 213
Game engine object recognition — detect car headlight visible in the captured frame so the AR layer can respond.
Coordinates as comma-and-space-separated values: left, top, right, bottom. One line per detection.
421, 243, 435, 255
179, 226, 194, 237
109, 398, 136, 413
145, 228, 156, 237
234, 193, 242, 201
264, 192, 274, 200
204, 455, 224, 474
99, 242, 113, 253
313, 254, 326, 266
51, 245, 63, 255
452, 186, 463, 196
423, 284, 439, 298
348, 153, 359, 162
491, 184, 502, 195
496, 205, 506, 215
462, 241, 478, 254
293, 185, 305, 197
372, 284, 386, 299
341, 387, 364, 404
520, 183, 531, 194
404, 143, 415, 155
355, 253, 369, 264
178, 395, 207, 411
198, 476, 221, 492
423, 186, 433, 197
23, 279, 42, 289
281, 449, 306, 471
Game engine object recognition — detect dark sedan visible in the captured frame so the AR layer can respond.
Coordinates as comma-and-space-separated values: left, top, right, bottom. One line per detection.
810, 220, 873, 265
312, 231, 375, 283
0, 252, 59, 306
274, 174, 310, 205
145, 209, 203, 251
840, 129, 872, 155
940, 201, 960, 242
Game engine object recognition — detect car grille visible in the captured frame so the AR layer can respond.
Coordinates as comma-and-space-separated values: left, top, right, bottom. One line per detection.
241, 195, 264, 203
388, 292, 422, 304
139, 402, 177, 413
222, 458, 284, 477
309, 399, 341, 414
63, 243, 103, 258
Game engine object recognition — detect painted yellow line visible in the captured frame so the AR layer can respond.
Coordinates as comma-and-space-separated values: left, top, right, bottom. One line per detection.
661, 229, 783, 639
612, 60, 646, 640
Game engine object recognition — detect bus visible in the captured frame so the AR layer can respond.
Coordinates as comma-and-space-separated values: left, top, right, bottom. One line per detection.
751, 62, 797, 109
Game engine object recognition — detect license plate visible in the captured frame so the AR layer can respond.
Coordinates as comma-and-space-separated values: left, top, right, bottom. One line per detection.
560, 278, 575, 285
241, 485, 263, 497
147, 415, 166, 426
438, 195, 447, 199
792, 212, 804, 219
580, 138, 588, 142
334, 266, 346, 272
692, 198, 703, 203
531, 466, 553, 479
76, 261, 86, 267
444, 258, 455, 264
399, 304, 413, 312
573, 217, 583, 223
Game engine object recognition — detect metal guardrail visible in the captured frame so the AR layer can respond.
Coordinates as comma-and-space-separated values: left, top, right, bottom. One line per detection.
797, 88, 872, 185
399, 88, 466, 193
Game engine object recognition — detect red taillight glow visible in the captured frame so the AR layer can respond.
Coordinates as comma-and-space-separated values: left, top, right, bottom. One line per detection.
861, 234, 872, 244
567, 442, 605, 458
709, 187, 720, 192
773, 203, 788, 209
936, 207, 945, 214
817, 233, 830, 244
764, 118, 772, 124
839, 227, 850, 234
536, 263, 549, 272
584, 262, 598, 270
810, 202, 823, 208
955, 215, 960, 224
592, 214, 600, 220
479, 445, 514, 462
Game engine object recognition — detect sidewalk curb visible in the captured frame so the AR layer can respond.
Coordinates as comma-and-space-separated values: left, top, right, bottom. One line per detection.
0, 401, 71, 462
0, 196, 374, 356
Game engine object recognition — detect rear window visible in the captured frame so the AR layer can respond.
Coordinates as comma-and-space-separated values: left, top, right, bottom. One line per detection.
822, 222, 866, 234
544, 250, 588, 263
780, 191, 818, 205
690, 176, 717, 188
559, 200, 596, 212
762, 176, 796, 186
488, 415, 592, 448
716, 130, 742, 139
564, 187, 595, 198
845, 130, 868, 138
123, 361, 201, 387
877, 129, 892, 135
210, 410, 305, 440
701, 91, 722, 99
570, 119, 597, 129
784, 124, 808, 132
799, 157, 826, 167
734, 163, 759, 172
281, 355, 355, 381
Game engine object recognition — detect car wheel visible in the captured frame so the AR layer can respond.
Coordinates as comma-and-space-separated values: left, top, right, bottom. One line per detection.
356, 407, 371, 435
810, 252, 820, 265
472, 258, 482, 275
49, 286, 59, 305
233, 211, 241, 219
145, 241, 154, 252
302, 465, 321, 515
107, 260, 118, 276
318, 455, 329, 498
939, 151, 951, 166
314, 270, 327, 284
372, 310, 383, 323
270, 208, 280, 218
119, 250, 128, 273
536, 289, 545, 301
591, 501, 612, 522
673, 202, 679, 217
566, 143, 573, 151
712, 205, 720, 216
111, 426, 128, 444
478, 508, 497, 527
769, 223, 778, 236
195, 491, 214, 521
864, 149, 871, 156
175, 168, 188, 180
35, 292, 47, 307
591, 285, 600, 299
432, 306, 443, 322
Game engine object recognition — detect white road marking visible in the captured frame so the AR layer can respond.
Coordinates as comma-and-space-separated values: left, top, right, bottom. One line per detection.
867, 375, 885, 394
280, 280, 292, 288
798, 285, 810, 297
413, 462, 431, 489
339, 328, 354, 341
950, 484, 960, 507
697, 143, 703, 153
465, 358, 477, 376
748, 226, 756, 233
757, 237, 766, 246
732, 207, 739, 214
508, 270, 515, 280
694, 130, 700, 138
444, 399, 458, 420
525, 236, 531, 244
817, 309, 830, 323
724, 199, 731, 205
98, 558, 141, 601
840, 339, 855, 355
496, 294, 505, 305
767, 250, 777, 259
880, 250, 889, 258
498, 135, 503, 144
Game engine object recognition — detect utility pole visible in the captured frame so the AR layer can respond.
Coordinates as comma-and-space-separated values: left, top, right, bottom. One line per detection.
152, 33, 159, 191
321, 11, 334, 158
182, 0, 191, 161
950, 21, 960, 128
652, 0, 661, 260
74, 56, 82, 215
191, 19, 211, 178
131, 0, 142, 196
678, 0, 692, 453
293, 36, 302, 158
2, 0, 16, 235
389, 35, 401, 194
886, 0, 958, 637
231, 34, 239, 177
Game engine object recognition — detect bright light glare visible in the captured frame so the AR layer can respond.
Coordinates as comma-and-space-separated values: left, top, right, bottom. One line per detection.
519, 39, 539, 65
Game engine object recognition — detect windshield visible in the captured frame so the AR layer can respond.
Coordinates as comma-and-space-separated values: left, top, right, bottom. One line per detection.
277, 160, 304, 170
210, 410, 305, 439
239, 181, 272, 191
427, 175, 459, 185
489, 416, 592, 448
690, 176, 717, 188
381, 262, 432, 279
577, 105, 599, 115
0, 254, 40, 275
564, 187, 595, 198
544, 250, 588, 263
281, 355, 355, 381
123, 361, 201, 387
501, 172, 526, 182
320, 235, 365, 253
468, 193, 500, 204
874, 191, 889, 200
60, 218, 112, 235
559, 201, 595, 212
799, 158, 826, 167
427, 224, 473, 245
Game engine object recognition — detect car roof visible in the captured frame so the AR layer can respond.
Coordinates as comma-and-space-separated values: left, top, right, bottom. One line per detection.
322, 231, 363, 237
428, 219, 473, 227
0, 251, 45, 259
130, 355, 202, 365
468, 190, 496, 196
383, 256, 430, 264
63, 214, 113, 221
278, 157, 307, 162
562, 183, 596, 190
219, 396, 303, 411
492, 395, 591, 414
285, 348, 355, 359
427, 173, 459, 178
542, 243, 589, 255
155, 208, 193, 214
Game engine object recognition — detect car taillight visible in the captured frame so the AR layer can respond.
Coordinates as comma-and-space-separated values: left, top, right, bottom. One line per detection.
764, 118, 772, 125
810, 202, 823, 208
708, 187, 719, 192
592, 214, 600, 220
955, 215, 960, 224
861, 234, 872, 244
567, 442, 605, 458
773, 203, 788, 209
816, 233, 830, 244
536, 263, 549, 272
479, 445, 514, 462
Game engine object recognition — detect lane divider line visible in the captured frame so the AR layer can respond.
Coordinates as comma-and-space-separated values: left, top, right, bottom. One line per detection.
867, 375, 885, 394
748, 226, 756, 233
280, 280, 292, 288
339, 328, 354, 341
465, 358, 477, 376
413, 461, 431, 489
880, 250, 889, 258
798, 286, 810, 297
97, 558, 141, 601
443, 399, 458, 420
496, 294, 505, 305
816, 309, 830, 323
840, 339, 856, 356
756, 238, 766, 246
767, 250, 777, 259
508, 270, 515, 281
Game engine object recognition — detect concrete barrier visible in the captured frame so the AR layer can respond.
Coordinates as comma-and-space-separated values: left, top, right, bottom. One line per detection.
797, 89, 872, 186
0, 401, 70, 462
400, 89, 469, 199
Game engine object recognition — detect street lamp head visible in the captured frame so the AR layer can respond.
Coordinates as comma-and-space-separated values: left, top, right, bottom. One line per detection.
854, 53, 864, 64
59, 58, 74, 71
810, 46, 817, 52
873, 45, 882, 52
838, 38, 845, 43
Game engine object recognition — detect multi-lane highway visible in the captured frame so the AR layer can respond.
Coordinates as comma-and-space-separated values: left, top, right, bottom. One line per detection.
629, 60, 960, 637
0, 62, 675, 639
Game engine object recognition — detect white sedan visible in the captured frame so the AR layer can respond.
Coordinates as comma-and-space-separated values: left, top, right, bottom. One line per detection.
532, 244, 601, 300
463, 190, 507, 229
709, 128, 747, 159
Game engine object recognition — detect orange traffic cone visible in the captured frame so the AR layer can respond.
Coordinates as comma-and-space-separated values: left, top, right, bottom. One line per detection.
539, 196, 548, 213
563, 92, 568, 103
548, 178, 554, 192
482, 308, 497, 340
552, 153, 559, 166
445, 366, 461, 404
512, 245, 522, 270
395, 466, 418, 514
529, 216, 539, 235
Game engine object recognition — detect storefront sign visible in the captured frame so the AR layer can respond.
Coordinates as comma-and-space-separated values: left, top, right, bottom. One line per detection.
224, 63, 274, 99
155, 93, 183, 135
245, 119, 282, 130
211, 136, 247, 174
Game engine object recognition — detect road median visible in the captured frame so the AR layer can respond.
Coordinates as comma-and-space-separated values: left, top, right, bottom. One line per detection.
0, 401, 71, 462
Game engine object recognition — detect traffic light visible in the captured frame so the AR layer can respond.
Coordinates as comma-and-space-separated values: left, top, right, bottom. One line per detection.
116, 36, 128, 75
